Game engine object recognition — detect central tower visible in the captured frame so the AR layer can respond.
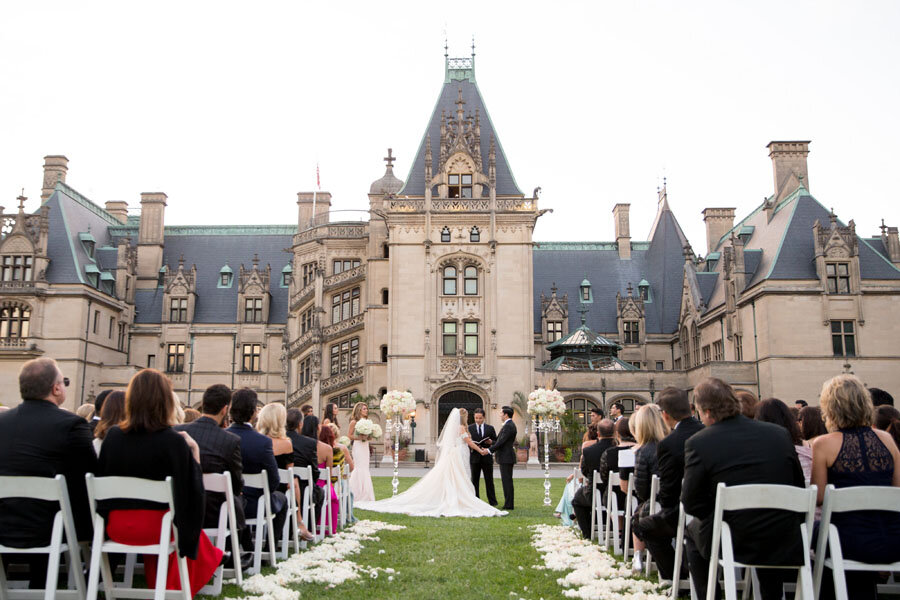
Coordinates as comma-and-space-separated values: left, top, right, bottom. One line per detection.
370, 49, 544, 447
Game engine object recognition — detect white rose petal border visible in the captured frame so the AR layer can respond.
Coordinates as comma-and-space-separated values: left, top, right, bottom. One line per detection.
234, 520, 406, 600
529, 524, 670, 600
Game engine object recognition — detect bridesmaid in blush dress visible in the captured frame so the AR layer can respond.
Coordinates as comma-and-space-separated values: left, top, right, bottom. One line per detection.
348, 402, 375, 502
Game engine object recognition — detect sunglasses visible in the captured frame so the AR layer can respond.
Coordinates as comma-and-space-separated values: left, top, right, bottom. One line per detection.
62, 377, 70, 387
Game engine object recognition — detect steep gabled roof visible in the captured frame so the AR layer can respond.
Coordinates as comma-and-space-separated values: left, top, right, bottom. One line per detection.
532, 194, 690, 336
399, 58, 522, 197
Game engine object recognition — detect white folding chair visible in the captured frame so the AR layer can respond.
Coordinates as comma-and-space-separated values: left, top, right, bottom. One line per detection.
198, 472, 242, 595
589, 470, 606, 544
315, 468, 333, 541
604, 472, 623, 555
84, 474, 190, 600
0, 475, 86, 600
292, 466, 316, 545
242, 472, 277, 575
341, 463, 353, 526
707, 482, 816, 600
332, 469, 345, 530
277, 469, 298, 559
669, 501, 698, 600
622, 474, 639, 560
813, 484, 900, 600
644, 473, 660, 577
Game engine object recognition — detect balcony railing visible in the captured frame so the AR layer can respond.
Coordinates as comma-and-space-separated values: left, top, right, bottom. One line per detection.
323, 264, 366, 292
387, 197, 538, 213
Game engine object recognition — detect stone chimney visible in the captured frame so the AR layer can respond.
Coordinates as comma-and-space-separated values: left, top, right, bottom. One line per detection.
702, 208, 736, 255
882, 223, 900, 265
105, 201, 129, 224
41, 155, 69, 202
768, 141, 810, 203
613, 203, 631, 260
297, 191, 331, 230
136, 192, 167, 284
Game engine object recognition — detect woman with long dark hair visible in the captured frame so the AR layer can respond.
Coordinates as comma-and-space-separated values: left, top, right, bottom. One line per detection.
875, 405, 900, 449
96, 369, 222, 597
798, 405, 827, 441
92, 390, 125, 455
756, 398, 811, 483
322, 402, 337, 429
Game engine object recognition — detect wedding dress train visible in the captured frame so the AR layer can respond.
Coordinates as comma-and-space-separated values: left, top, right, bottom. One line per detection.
354, 408, 506, 518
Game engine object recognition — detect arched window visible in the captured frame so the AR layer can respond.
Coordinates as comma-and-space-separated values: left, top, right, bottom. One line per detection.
0, 305, 30, 339
441, 227, 451, 243
469, 226, 480, 242
442, 266, 457, 295
566, 397, 599, 427
464, 266, 478, 295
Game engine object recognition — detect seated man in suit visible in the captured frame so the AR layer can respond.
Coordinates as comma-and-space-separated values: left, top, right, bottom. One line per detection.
632, 387, 703, 580
226, 388, 287, 541
176, 384, 246, 534
570, 419, 614, 539
0, 358, 98, 587
681, 378, 805, 600
285, 408, 321, 529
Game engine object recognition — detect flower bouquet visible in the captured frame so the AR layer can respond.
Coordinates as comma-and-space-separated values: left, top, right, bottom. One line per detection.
354, 418, 382, 440
527, 388, 566, 417
379, 390, 415, 418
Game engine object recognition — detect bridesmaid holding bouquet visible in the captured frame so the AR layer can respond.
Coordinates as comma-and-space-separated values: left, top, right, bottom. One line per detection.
348, 402, 378, 502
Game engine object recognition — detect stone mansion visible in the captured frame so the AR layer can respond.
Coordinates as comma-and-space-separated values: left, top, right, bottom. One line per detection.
3, 53, 900, 454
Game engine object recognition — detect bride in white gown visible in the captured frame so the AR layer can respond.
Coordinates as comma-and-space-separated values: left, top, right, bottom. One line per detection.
354, 408, 506, 517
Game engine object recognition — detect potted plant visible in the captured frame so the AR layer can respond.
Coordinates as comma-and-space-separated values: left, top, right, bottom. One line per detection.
515, 435, 529, 463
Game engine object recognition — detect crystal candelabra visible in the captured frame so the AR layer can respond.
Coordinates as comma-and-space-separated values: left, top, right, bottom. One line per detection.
385, 414, 412, 497
531, 414, 561, 506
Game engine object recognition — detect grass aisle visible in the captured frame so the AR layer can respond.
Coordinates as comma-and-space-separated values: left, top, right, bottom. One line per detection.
215, 475, 568, 600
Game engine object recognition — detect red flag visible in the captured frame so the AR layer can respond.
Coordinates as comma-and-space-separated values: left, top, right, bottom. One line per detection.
316, 163, 321, 190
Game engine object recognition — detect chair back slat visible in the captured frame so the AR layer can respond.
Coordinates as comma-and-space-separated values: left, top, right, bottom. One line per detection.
0, 475, 65, 501
825, 485, 900, 512
202, 472, 230, 494
716, 483, 814, 513
243, 472, 268, 489
278, 468, 292, 485
88, 475, 173, 505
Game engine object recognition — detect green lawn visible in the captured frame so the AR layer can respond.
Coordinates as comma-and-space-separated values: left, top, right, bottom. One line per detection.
213, 476, 570, 599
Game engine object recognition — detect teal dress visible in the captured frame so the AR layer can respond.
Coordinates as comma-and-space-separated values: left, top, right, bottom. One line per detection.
555, 477, 578, 526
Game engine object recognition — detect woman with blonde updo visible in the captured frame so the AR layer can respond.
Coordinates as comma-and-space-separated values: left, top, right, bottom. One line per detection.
811, 374, 900, 599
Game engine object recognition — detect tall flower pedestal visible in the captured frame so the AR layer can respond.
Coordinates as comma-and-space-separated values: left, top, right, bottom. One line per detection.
379, 390, 416, 497
527, 387, 565, 507
532, 415, 561, 506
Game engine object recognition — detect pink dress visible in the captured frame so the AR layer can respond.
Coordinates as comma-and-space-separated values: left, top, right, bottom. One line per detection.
316, 461, 339, 535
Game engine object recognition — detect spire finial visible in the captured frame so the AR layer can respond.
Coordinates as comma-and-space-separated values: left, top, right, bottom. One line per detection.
178, 254, 185, 268
829, 207, 837, 227
17, 191, 26, 211
384, 148, 395, 170
444, 34, 448, 58
471, 35, 475, 57
881, 219, 888, 235
253, 253, 260, 267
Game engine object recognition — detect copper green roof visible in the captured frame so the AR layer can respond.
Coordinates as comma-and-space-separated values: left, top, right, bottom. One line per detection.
538, 355, 637, 371
546, 324, 620, 352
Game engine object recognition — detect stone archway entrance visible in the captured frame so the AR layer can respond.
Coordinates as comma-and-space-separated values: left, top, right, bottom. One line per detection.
438, 390, 483, 432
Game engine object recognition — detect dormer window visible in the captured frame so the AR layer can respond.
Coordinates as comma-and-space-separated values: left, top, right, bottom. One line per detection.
469, 226, 480, 243
638, 279, 650, 302
441, 227, 451, 243
79, 232, 96, 259
218, 264, 233, 288
157, 266, 167, 287
826, 263, 850, 294
580, 278, 593, 303
85, 264, 100, 288
448, 174, 472, 198
281, 263, 293, 287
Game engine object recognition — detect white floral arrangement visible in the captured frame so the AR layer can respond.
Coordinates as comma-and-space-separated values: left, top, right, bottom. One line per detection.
527, 388, 566, 417
380, 390, 415, 418
354, 418, 382, 439
337, 435, 351, 447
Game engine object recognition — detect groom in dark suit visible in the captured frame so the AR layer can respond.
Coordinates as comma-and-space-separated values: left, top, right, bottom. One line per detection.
489, 406, 517, 510
468, 408, 497, 505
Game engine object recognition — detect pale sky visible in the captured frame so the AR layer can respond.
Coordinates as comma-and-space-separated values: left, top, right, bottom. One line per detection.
2, 1, 898, 251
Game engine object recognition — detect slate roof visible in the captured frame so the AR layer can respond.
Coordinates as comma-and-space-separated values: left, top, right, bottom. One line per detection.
533, 199, 689, 336
44, 183, 121, 286
398, 77, 523, 197
702, 185, 900, 313
124, 230, 293, 325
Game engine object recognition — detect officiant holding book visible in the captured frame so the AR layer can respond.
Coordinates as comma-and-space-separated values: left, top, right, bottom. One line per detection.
468, 408, 498, 506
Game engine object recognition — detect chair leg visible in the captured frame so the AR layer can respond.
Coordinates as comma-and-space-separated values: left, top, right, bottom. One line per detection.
0, 554, 11, 600
252, 519, 263, 575
86, 521, 104, 600
98, 552, 116, 600
176, 556, 190, 600
123, 554, 136, 587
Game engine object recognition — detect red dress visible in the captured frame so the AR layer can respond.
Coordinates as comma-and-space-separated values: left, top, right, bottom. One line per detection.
107, 509, 222, 597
